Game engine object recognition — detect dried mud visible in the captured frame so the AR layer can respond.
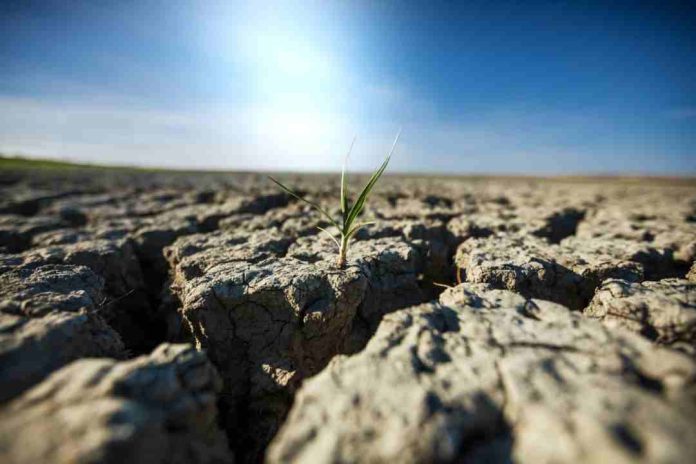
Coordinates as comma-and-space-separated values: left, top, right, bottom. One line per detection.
1, 169, 694, 463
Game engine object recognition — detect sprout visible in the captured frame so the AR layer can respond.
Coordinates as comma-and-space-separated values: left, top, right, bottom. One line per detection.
269, 131, 400, 268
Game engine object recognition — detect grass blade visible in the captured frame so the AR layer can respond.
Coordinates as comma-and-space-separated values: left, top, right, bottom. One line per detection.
345, 130, 400, 229
345, 156, 388, 226
268, 176, 339, 229
341, 136, 356, 221
317, 226, 341, 250
346, 221, 375, 240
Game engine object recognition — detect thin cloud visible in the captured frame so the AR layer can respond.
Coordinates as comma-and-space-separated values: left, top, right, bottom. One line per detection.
1, 95, 692, 175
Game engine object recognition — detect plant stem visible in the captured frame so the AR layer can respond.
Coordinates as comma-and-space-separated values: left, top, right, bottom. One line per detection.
337, 235, 348, 268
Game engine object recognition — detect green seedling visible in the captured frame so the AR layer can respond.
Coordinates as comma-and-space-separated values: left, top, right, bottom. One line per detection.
269, 131, 400, 268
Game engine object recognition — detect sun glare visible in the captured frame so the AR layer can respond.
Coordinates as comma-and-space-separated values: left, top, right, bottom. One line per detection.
210, 2, 352, 163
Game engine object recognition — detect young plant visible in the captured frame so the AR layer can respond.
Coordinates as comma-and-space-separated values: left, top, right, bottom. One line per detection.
269, 132, 400, 268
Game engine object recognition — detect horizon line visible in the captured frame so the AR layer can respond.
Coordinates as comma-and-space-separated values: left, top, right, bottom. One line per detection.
2, 153, 695, 180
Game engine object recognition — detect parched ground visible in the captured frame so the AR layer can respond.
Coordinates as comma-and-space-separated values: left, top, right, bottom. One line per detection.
0, 167, 695, 464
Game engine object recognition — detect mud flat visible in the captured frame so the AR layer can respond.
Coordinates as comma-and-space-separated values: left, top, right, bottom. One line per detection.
1, 168, 694, 463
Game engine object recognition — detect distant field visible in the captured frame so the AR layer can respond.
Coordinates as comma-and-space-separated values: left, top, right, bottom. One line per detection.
1, 154, 694, 187
0, 155, 109, 170
0, 155, 174, 173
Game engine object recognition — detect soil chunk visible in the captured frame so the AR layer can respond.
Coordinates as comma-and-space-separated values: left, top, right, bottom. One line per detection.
585, 278, 696, 354
0, 260, 124, 402
0, 259, 105, 316
0, 214, 69, 252
19, 237, 154, 348
269, 284, 696, 463
0, 311, 125, 403
0, 343, 232, 464
455, 234, 675, 309
167, 228, 426, 460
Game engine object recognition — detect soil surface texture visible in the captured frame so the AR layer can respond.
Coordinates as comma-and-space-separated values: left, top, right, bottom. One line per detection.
1, 168, 694, 463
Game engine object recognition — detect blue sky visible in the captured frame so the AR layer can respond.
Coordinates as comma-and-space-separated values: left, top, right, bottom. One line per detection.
1, 0, 694, 174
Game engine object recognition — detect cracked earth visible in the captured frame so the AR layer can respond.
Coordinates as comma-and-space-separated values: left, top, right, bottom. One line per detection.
0, 169, 694, 463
